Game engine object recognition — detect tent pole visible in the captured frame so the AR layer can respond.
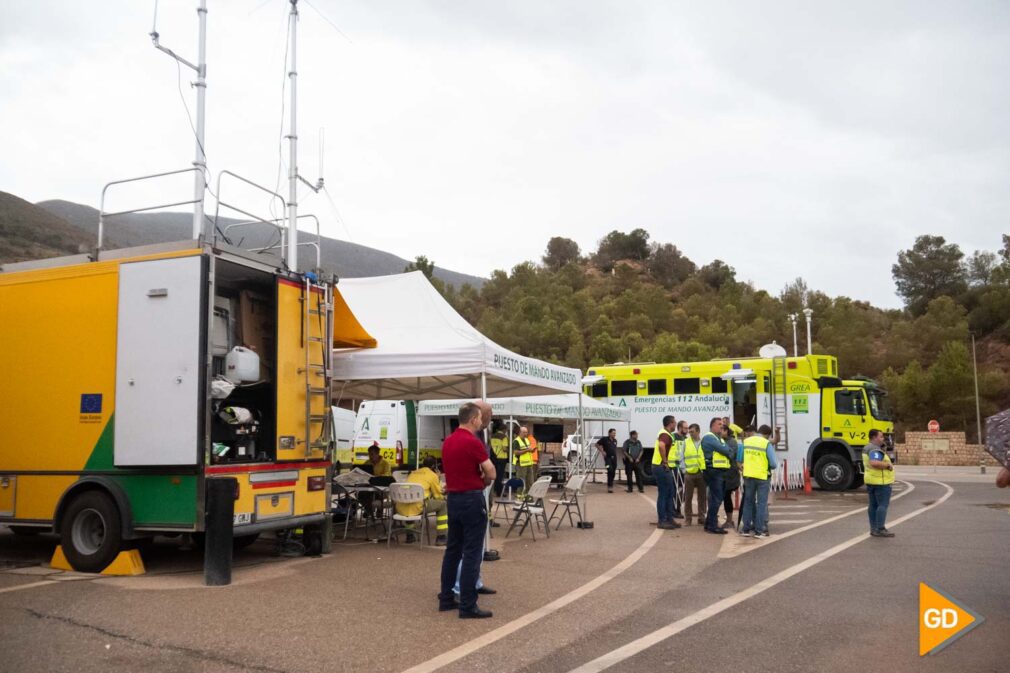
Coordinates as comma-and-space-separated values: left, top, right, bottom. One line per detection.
505, 412, 513, 478
578, 392, 593, 528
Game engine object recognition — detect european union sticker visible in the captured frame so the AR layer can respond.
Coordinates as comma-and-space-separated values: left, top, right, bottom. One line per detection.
80, 394, 103, 414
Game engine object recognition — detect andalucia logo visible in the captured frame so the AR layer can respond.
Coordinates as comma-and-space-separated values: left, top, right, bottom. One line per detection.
919, 583, 984, 656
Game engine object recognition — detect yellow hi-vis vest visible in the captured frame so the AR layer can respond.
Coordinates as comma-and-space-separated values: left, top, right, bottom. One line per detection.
652, 429, 676, 467
741, 436, 771, 480
513, 437, 533, 466
490, 436, 509, 460
862, 446, 895, 486
683, 437, 705, 474
703, 432, 731, 469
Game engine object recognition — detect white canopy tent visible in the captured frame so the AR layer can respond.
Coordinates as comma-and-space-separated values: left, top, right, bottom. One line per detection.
330, 271, 583, 401
419, 394, 629, 481
417, 395, 628, 423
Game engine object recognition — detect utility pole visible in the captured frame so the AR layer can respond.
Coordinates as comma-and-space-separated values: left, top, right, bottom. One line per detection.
788, 314, 798, 357
803, 308, 813, 355
972, 332, 984, 473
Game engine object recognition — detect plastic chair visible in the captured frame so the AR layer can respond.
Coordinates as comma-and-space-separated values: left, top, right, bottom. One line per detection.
392, 470, 411, 483
506, 476, 552, 540
493, 477, 524, 526
387, 482, 427, 547
547, 473, 587, 530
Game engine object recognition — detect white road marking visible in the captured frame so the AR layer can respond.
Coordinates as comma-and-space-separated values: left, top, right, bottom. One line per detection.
768, 519, 814, 524
569, 480, 953, 673
718, 481, 915, 559
400, 494, 663, 673
0, 580, 57, 595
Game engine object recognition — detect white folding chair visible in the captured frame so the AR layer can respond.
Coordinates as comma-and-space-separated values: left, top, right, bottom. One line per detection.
392, 470, 411, 483
493, 477, 525, 526
547, 473, 587, 530
506, 476, 552, 540
386, 483, 427, 547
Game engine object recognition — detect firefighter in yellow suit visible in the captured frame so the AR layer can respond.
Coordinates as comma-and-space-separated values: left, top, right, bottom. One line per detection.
398, 456, 449, 545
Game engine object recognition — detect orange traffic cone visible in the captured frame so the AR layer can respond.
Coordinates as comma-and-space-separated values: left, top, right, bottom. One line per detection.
803, 463, 813, 495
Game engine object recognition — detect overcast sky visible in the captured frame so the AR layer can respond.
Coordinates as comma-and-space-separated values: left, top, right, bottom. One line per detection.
3, 1, 1009, 307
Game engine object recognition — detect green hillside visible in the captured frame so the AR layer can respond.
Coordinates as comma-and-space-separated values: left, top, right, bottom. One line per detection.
0, 192, 98, 264
438, 230, 1010, 442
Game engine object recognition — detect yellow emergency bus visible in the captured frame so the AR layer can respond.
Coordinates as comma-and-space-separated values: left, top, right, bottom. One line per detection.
585, 350, 894, 490
0, 237, 371, 572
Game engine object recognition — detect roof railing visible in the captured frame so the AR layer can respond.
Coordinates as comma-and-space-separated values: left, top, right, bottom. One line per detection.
95, 166, 206, 258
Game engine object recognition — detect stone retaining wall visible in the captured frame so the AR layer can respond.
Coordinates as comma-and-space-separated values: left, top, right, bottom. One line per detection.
896, 431, 998, 467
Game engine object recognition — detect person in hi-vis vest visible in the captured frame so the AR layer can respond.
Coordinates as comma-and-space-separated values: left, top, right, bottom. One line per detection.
679, 423, 707, 525
863, 429, 895, 538
512, 426, 536, 492
701, 417, 733, 534
652, 416, 681, 530
737, 425, 777, 538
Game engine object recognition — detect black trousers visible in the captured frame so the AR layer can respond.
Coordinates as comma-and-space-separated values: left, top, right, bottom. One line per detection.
439, 491, 487, 612
604, 452, 618, 488
624, 459, 645, 491
491, 456, 508, 495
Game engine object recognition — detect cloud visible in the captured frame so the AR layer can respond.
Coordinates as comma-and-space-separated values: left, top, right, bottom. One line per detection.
2, 1, 1008, 309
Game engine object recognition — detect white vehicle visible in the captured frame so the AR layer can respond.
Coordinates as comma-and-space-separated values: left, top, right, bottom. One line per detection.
331, 406, 356, 457
344, 400, 446, 467
562, 433, 605, 462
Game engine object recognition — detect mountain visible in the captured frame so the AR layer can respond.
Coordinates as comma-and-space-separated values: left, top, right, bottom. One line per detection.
0, 193, 102, 263
3, 195, 483, 288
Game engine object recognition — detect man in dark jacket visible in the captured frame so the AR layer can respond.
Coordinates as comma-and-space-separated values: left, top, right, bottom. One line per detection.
622, 431, 645, 493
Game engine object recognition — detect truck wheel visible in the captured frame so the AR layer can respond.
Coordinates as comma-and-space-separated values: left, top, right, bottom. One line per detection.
814, 454, 854, 492
848, 473, 865, 489
60, 491, 123, 573
233, 533, 260, 551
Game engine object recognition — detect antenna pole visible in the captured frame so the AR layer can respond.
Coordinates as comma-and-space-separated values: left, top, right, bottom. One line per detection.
286, 0, 299, 271
150, 0, 208, 240
193, 0, 208, 240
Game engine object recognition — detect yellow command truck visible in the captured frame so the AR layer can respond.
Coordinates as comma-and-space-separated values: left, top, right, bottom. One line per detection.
0, 241, 340, 571
586, 353, 895, 490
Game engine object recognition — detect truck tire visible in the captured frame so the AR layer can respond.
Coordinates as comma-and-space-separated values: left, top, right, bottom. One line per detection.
848, 473, 865, 489
233, 533, 260, 551
814, 454, 854, 491
60, 490, 123, 573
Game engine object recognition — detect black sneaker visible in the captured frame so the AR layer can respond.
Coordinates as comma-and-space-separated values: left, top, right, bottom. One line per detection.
705, 527, 728, 535
877, 529, 895, 538
459, 607, 493, 619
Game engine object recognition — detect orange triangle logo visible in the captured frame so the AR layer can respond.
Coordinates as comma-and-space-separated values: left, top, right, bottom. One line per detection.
919, 583, 984, 656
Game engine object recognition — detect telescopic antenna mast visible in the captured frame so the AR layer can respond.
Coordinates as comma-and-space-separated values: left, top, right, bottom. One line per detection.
150, 0, 208, 241
286, 0, 324, 271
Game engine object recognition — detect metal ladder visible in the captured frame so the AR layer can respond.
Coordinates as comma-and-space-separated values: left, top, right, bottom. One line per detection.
301, 278, 334, 457
770, 356, 789, 453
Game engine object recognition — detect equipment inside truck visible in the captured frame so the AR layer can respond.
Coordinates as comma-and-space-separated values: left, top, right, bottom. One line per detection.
209, 260, 278, 465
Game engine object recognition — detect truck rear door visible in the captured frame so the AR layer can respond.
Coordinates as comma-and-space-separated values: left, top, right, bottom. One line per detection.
114, 255, 205, 466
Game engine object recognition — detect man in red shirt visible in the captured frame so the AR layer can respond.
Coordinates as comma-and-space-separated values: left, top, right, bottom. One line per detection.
438, 402, 496, 618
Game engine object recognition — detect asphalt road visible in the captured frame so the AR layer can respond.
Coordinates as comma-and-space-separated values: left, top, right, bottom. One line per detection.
1, 471, 1007, 673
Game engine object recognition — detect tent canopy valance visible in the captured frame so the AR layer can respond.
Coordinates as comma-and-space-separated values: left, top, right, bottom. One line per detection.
417, 394, 628, 422
330, 271, 583, 401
